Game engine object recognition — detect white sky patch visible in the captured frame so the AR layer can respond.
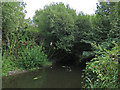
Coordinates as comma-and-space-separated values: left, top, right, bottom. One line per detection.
23, 0, 98, 19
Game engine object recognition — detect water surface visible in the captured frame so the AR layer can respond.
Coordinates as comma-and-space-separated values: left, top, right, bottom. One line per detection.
2, 65, 84, 88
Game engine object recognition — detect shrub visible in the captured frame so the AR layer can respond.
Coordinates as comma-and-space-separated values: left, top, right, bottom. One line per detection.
82, 42, 120, 88
16, 44, 48, 70
2, 51, 16, 76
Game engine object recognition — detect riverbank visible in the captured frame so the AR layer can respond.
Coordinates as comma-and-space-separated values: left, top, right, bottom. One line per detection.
4, 64, 52, 76
6, 69, 29, 76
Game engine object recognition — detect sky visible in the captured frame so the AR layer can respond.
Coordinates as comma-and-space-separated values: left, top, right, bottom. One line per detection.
23, 0, 99, 19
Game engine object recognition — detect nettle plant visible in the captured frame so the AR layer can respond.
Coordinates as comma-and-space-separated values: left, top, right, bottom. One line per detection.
82, 42, 120, 88
16, 41, 48, 70
11, 32, 48, 70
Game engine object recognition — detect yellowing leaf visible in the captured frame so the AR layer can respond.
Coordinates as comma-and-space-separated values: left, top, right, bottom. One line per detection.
33, 77, 38, 80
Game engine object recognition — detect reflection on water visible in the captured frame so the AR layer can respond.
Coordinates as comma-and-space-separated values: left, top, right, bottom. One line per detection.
2, 65, 84, 88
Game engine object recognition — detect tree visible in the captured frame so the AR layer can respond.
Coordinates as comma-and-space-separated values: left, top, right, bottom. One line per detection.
2, 2, 26, 48
71, 13, 94, 62
93, 2, 120, 44
33, 3, 95, 64
33, 2, 76, 52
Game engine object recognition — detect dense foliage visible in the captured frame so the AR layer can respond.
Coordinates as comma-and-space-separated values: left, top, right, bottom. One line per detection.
81, 2, 120, 88
2, 51, 16, 76
82, 42, 120, 88
33, 3, 93, 64
2, 2, 49, 76
1, 1, 120, 88
2, 2, 26, 42
91, 2, 120, 45
33, 3, 76, 52
17, 44, 48, 70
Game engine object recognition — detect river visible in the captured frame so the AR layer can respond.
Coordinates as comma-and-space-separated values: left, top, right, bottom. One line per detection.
2, 64, 85, 88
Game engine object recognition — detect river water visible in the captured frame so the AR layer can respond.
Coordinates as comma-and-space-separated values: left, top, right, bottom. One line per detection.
2, 65, 85, 88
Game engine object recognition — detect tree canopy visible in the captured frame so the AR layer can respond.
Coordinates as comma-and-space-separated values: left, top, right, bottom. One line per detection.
2, 2, 26, 41
33, 2, 77, 52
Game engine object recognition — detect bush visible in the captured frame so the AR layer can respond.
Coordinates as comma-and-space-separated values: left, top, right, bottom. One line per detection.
82, 42, 120, 88
2, 52, 16, 76
2, 31, 49, 75
16, 44, 48, 70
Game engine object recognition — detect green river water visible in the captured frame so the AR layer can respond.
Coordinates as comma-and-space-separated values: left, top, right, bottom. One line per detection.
2, 65, 85, 88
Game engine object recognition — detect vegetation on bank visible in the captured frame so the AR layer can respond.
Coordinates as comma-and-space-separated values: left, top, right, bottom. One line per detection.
1, 1, 120, 88
2, 2, 50, 76
2, 32, 49, 76
82, 42, 120, 88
